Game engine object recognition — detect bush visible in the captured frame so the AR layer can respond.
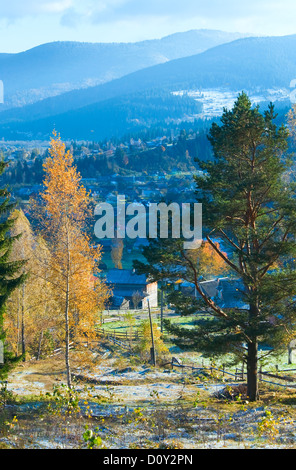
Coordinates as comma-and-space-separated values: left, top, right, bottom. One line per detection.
135, 320, 169, 362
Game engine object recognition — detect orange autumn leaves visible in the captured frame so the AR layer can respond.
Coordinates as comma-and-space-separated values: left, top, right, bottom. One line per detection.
36, 132, 109, 344
188, 240, 229, 279
42, 131, 90, 231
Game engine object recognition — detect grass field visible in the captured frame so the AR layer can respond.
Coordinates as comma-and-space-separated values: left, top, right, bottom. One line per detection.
98, 308, 296, 374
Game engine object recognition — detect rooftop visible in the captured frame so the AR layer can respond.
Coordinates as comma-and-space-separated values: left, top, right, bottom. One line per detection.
106, 268, 149, 286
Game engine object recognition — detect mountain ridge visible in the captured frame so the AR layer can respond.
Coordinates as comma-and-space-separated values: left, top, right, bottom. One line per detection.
1, 33, 295, 141
1, 33, 295, 123
0, 29, 249, 109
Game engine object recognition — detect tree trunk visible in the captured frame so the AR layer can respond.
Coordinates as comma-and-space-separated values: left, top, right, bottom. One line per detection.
37, 330, 43, 361
16, 291, 20, 357
65, 225, 72, 390
65, 276, 71, 389
246, 294, 260, 401
288, 345, 294, 365
247, 341, 259, 401
21, 284, 26, 361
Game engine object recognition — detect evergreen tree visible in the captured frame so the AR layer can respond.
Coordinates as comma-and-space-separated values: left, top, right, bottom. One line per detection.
0, 162, 26, 378
135, 93, 296, 401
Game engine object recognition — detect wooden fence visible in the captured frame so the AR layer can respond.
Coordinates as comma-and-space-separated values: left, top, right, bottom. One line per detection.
29, 326, 296, 391
96, 327, 145, 353
97, 327, 143, 342
166, 359, 296, 389
163, 358, 242, 380
97, 329, 296, 388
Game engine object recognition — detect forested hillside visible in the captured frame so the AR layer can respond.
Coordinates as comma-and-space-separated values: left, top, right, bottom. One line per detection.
0, 91, 203, 141
0, 29, 247, 109
1, 34, 296, 141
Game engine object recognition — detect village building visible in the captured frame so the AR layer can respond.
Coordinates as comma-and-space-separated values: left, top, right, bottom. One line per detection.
105, 268, 158, 310
177, 277, 249, 310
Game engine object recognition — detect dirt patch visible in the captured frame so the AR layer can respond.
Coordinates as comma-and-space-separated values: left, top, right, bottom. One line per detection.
215, 384, 248, 400
7, 358, 68, 395
72, 374, 123, 386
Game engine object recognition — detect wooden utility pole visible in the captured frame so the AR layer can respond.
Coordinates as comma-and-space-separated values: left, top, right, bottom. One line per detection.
160, 286, 164, 333
148, 299, 156, 367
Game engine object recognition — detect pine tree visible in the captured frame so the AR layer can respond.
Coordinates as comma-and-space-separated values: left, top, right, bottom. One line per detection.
135, 93, 296, 401
0, 162, 26, 378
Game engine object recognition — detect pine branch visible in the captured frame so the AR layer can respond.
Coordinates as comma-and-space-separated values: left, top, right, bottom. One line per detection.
181, 248, 229, 319
206, 234, 244, 277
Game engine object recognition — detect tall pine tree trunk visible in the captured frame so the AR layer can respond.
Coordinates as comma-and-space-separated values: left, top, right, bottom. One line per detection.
247, 298, 259, 401
247, 341, 258, 401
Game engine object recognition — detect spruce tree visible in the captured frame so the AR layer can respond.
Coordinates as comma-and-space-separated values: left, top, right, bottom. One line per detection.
135, 93, 296, 401
0, 161, 26, 379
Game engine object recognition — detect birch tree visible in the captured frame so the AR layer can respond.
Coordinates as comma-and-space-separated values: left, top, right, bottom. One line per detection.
6, 214, 57, 360
33, 132, 109, 388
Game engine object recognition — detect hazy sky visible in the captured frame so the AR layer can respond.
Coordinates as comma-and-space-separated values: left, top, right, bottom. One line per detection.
0, 0, 296, 52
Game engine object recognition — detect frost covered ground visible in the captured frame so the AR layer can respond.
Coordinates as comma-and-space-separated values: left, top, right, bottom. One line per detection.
1, 344, 296, 449
172, 88, 290, 119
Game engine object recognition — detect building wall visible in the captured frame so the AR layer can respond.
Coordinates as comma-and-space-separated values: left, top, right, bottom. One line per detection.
143, 281, 158, 308
107, 280, 158, 310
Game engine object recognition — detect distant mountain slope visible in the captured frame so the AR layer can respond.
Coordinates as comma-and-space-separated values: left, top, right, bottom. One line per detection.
1, 34, 296, 141
0, 29, 248, 109
1, 34, 295, 125
0, 90, 203, 141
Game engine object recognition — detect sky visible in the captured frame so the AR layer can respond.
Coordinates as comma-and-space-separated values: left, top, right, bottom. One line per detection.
0, 0, 296, 53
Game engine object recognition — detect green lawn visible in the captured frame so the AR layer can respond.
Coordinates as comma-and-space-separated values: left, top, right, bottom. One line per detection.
99, 311, 296, 373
